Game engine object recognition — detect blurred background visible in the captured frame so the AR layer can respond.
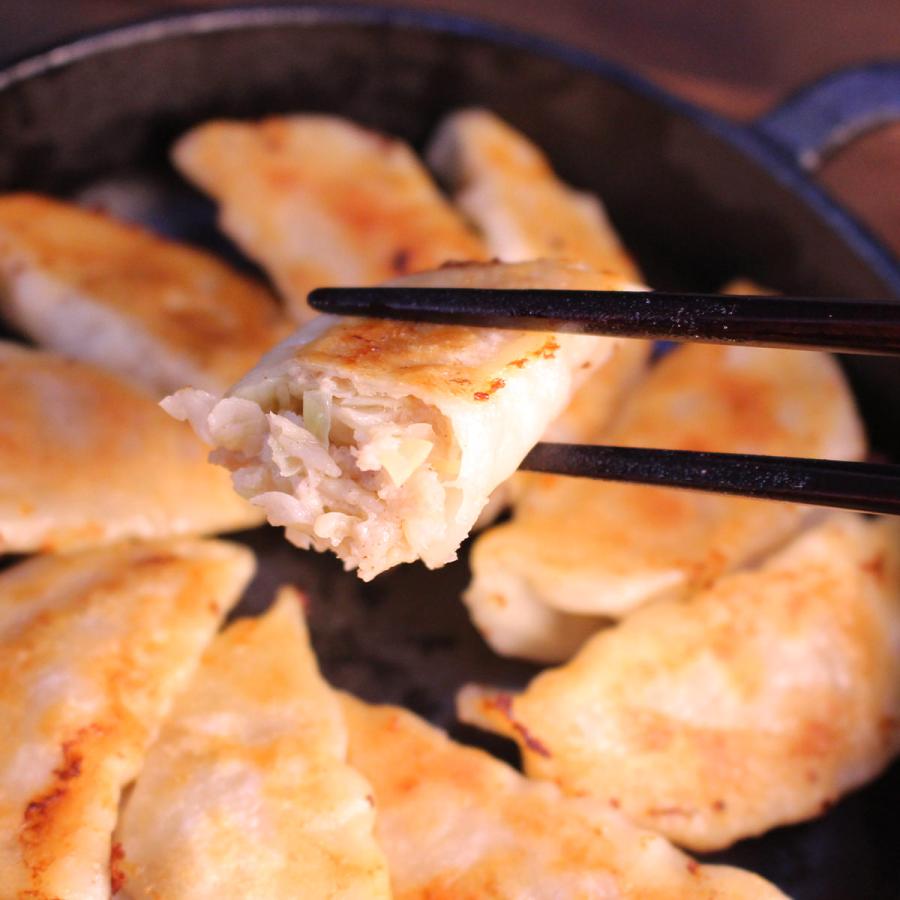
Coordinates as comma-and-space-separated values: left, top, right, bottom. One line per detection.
2, 0, 898, 253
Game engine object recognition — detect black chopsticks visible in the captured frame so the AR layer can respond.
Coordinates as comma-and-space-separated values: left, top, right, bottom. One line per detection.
520, 444, 900, 516
309, 284, 900, 515
309, 287, 900, 355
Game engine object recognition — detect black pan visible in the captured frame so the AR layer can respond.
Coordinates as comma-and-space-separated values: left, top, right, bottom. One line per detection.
1, 7, 898, 897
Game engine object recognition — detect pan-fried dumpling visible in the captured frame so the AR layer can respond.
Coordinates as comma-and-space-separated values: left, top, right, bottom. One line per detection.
460, 515, 900, 851
427, 108, 641, 282
0, 194, 290, 395
465, 341, 865, 660
116, 589, 390, 899
341, 695, 785, 898
0, 343, 262, 553
165, 260, 639, 580
0, 539, 254, 900
173, 116, 486, 322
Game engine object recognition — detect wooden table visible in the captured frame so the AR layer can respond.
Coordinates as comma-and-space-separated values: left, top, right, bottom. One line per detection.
2, 0, 899, 255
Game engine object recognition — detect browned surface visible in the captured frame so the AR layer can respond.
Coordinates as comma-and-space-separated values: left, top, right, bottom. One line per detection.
173, 116, 486, 321
294, 261, 621, 398
115, 589, 392, 898
3, 1, 898, 257
428, 109, 642, 281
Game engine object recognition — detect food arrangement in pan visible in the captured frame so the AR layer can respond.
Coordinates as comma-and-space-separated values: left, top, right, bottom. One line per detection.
0, 90, 897, 898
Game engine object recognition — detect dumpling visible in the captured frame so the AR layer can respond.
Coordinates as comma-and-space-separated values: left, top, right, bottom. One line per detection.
341, 695, 785, 898
0, 539, 254, 899
0, 343, 262, 554
465, 340, 865, 661
165, 260, 638, 580
116, 589, 390, 899
0, 194, 290, 396
173, 116, 486, 322
460, 515, 900, 851
427, 108, 641, 282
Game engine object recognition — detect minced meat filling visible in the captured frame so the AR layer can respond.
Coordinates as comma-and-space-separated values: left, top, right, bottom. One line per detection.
164, 377, 460, 580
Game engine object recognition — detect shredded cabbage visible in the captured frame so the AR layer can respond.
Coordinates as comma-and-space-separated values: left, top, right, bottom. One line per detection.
267, 412, 340, 478
302, 389, 333, 447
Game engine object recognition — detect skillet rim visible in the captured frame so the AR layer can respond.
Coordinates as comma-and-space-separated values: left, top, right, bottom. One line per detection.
0, 2, 898, 297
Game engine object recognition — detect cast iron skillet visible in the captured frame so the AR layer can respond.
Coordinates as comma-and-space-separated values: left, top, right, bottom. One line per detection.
1, 7, 898, 897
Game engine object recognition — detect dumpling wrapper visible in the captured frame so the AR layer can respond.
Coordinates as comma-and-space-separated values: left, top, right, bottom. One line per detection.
173, 115, 486, 322
341, 695, 785, 899
0, 342, 263, 554
0, 194, 290, 396
465, 340, 866, 661
116, 589, 390, 899
0, 539, 255, 900
426, 110, 650, 527
165, 260, 638, 580
472, 332, 649, 532
460, 515, 900, 851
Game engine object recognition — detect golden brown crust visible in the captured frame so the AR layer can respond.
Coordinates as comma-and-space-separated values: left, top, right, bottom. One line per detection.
0, 194, 290, 394
286, 260, 633, 401
172, 260, 636, 578
173, 116, 486, 321
0, 342, 261, 553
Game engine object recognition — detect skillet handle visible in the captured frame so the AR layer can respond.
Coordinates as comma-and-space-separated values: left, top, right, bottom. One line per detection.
751, 62, 900, 171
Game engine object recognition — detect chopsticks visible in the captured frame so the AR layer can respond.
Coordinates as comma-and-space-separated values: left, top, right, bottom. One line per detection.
519, 444, 900, 516
309, 285, 900, 515
309, 287, 900, 355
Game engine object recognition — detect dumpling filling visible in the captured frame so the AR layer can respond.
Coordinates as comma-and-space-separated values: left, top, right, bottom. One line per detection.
164, 378, 460, 580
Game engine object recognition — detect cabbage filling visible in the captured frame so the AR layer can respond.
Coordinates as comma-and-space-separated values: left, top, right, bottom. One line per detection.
184, 376, 461, 579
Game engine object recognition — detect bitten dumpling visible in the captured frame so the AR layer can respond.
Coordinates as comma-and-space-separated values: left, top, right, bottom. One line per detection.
165, 260, 640, 580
